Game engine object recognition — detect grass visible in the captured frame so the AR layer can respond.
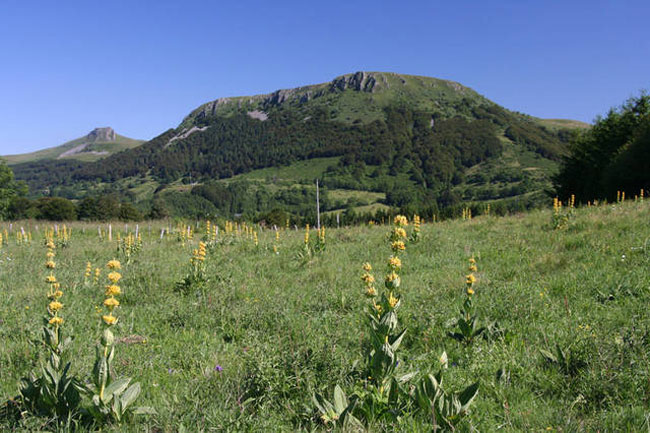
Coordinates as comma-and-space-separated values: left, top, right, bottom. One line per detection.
3, 134, 144, 165
1, 200, 649, 431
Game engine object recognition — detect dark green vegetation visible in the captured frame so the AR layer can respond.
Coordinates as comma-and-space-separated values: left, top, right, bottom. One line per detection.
1, 201, 649, 431
8, 72, 585, 220
555, 93, 650, 202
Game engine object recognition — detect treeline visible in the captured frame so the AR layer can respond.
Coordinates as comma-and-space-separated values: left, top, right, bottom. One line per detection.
13, 104, 568, 202
554, 94, 650, 202
6, 195, 144, 221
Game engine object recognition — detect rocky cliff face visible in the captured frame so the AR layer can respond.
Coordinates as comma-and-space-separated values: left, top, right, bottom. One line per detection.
87, 127, 116, 142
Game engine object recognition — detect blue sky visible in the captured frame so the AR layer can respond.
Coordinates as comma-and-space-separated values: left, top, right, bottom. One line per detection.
1, 0, 648, 154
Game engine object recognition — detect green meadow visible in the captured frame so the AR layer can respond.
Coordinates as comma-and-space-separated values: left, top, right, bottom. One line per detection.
1, 200, 649, 431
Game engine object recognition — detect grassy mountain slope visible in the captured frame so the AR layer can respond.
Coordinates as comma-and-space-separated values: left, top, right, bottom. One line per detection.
10, 72, 588, 218
4, 130, 144, 165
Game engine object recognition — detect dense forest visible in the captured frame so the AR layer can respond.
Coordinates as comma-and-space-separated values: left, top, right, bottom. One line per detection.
554, 93, 650, 202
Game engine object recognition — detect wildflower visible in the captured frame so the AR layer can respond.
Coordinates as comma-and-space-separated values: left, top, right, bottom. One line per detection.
365, 286, 377, 297
391, 240, 406, 252
394, 227, 407, 239
466, 274, 476, 285
388, 292, 399, 308
469, 264, 477, 272
393, 215, 408, 227
102, 315, 117, 325
469, 258, 476, 264
362, 262, 372, 272
214, 364, 223, 372
46, 251, 55, 259
48, 290, 64, 299
388, 256, 402, 269
386, 271, 399, 283
48, 316, 64, 326
103, 297, 120, 309
45, 275, 57, 284
467, 287, 475, 296
48, 301, 63, 311
361, 273, 375, 284
107, 260, 121, 270
105, 285, 121, 296
107, 272, 122, 283
46, 261, 56, 269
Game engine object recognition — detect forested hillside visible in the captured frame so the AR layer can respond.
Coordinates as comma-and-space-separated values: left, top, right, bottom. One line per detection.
8, 72, 584, 221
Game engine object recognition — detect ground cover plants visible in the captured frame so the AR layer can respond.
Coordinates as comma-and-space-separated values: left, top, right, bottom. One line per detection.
0, 197, 649, 431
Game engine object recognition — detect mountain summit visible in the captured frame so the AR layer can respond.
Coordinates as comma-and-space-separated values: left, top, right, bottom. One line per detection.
3, 127, 143, 164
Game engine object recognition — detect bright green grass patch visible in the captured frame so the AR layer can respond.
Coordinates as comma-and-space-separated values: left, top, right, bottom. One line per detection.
1, 201, 649, 431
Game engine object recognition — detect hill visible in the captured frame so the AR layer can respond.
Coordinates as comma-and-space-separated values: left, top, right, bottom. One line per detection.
9, 72, 589, 219
3, 127, 144, 164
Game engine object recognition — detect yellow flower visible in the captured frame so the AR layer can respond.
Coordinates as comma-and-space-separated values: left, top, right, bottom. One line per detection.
107, 272, 122, 283
391, 241, 406, 252
48, 316, 64, 326
365, 286, 377, 297
48, 289, 64, 299
469, 264, 477, 272
362, 262, 372, 272
394, 228, 407, 239
103, 297, 120, 309
466, 274, 476, 285
469, 258, 476, 264
52, 282, 61, 290
361, 273, 375, 284
46, 241, 55, 249
388, 256, 402, 269
467, 287, 475, 296
45, 275, 57, 284
48, 301, 63, 311
105, 285, 121, 296
46, 251, 55, 258
46, 261, 56, 269
393, 215, 408, 227
102, 315, 117, 325
107, 260, 121, 270
374, 303, 383, 314
388, 292, 399, 308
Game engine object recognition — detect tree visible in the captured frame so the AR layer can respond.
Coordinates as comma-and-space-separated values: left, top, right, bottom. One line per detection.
555, 93, 650, 201
0, 160, 27, 220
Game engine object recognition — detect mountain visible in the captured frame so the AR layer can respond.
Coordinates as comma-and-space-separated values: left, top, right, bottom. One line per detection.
9, 72, 589, 219
3, 127, 144, 164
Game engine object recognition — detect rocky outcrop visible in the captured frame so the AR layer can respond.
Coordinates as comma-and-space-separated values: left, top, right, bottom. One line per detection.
87, 127, 116, 142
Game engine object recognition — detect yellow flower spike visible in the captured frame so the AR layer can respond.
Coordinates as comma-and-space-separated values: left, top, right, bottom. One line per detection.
362, 262, 372, 272
48, 317, 64, 326
48, 300, 63, 311
46, 251, 55, 259
469, 258, 476, 264
394, 228, 407, 239
365, 286, 377, 297
467, 287, 475, 296
45, 275, 57, 284
388, 256, 402, 269
105, 285, 121, 296
107, 272, 122, 283
107, 260, 121, 270
391, 240, 406, 252
466, 274, 476, 285
469, 264, 478, 272
393, 215, 408, 227
102, 315, 117, 325
361, 273, 375, 284
388, 292, 399, 308
46, 261, 56, 269
103, 297, 120, 309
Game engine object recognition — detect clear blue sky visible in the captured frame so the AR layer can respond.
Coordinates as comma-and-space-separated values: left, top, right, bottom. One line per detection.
1, 0, 648, 154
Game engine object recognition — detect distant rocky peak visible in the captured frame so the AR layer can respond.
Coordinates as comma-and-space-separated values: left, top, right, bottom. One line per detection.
87, 127, 116, 142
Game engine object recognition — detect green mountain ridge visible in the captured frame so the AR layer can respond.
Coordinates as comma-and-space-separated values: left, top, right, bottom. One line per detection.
3, 127, 144, 164
8, 72, 590, 220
